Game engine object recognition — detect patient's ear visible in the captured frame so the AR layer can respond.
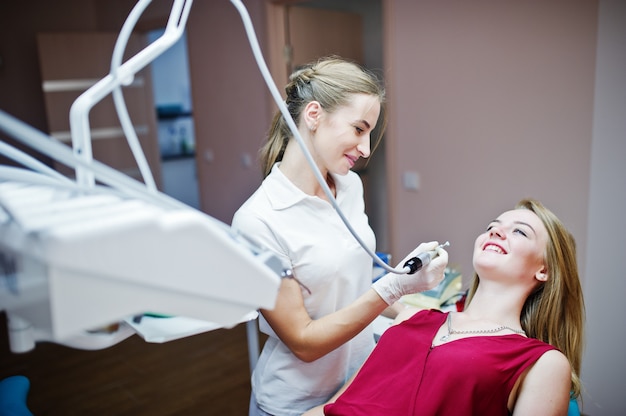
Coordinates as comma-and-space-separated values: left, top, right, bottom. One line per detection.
535, 266, 548, 282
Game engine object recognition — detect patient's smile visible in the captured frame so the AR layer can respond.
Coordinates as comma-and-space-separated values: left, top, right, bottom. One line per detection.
483, 243, 506, 254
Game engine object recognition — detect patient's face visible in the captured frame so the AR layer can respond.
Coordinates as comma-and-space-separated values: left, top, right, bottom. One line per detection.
473, 208, 548, 284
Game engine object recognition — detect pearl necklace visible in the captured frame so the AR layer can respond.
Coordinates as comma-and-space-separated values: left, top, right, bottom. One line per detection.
440, 313, 526, 342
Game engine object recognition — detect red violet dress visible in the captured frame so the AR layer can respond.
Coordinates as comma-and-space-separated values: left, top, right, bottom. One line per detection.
324, 309, 556, 416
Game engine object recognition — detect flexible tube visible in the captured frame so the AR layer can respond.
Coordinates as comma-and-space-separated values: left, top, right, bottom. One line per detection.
109, 0, 192, 193
229, 0, 411, 274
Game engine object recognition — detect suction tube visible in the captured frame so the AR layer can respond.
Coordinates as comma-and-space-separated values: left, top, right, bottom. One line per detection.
229, 0, 444, 275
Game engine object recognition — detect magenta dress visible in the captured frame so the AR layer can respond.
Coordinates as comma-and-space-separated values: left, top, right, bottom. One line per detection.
324, 309, 556, 416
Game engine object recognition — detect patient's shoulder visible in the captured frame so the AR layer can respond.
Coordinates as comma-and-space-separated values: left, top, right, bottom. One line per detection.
393, 306, 424, 325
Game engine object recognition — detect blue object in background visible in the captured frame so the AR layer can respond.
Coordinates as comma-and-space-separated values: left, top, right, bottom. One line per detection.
568, 394, 581, 416
372, 252, 391, 282
0, 375, 33, 416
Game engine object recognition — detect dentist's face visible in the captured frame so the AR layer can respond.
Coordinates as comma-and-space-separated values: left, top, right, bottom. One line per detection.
312, 94, 380, 176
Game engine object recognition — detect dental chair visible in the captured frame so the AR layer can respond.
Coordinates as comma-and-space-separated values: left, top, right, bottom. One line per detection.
0, 375, 33, 416
568, 394, 581, 416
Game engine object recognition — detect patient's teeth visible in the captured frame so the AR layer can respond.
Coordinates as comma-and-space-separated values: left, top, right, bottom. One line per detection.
485, 244, 504, 254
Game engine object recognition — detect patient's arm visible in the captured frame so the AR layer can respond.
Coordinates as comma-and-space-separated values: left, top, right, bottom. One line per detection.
380, 300, 408, 319
393, 305, 421, 324
510, 350, 571, 415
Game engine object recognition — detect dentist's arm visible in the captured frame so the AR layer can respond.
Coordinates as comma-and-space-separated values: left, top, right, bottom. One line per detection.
263, 242, 448, 362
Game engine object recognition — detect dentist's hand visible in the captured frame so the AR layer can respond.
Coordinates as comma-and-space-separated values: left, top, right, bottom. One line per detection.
372, 241, 448, 305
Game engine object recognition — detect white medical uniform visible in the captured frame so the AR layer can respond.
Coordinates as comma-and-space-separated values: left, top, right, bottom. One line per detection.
231, 163, 376, 416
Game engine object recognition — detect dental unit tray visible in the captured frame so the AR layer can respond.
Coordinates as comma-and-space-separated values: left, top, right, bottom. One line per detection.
0, 169, 282, 351
0, 0, 283, 353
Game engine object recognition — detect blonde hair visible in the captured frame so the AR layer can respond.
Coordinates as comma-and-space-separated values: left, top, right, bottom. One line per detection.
260, 56, 386, 177
466, 199, 585, 398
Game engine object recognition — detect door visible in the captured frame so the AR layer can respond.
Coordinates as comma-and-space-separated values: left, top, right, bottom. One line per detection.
36, 32, 162, 188
266, 3, 364, 89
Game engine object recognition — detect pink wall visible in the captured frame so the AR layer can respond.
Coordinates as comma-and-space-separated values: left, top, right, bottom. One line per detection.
0, 0, 100, 164
383, 0, 597, 278
187, 0, 270, 223
582, 1, 626, 412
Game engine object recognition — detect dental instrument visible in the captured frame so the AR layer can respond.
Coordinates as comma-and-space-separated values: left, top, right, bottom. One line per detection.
403, 241, 450, 274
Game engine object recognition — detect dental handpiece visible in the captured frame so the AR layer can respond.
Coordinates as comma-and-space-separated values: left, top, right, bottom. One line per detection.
403, 241, 450, 274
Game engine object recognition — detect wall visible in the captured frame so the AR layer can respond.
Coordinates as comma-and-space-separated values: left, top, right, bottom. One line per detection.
307, 0, 389, 252
186, 0, 271, 223
581, 1, 626, 414
0, 0, 166, 165
0, 0, 99, 163
383, 0, 596, 280
384, 1, 624, 414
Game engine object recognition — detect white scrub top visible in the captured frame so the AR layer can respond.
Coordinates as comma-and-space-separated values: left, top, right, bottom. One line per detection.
232, 163, 376, 416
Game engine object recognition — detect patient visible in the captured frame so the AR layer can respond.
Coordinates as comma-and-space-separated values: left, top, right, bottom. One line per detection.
304, 199, 585, 416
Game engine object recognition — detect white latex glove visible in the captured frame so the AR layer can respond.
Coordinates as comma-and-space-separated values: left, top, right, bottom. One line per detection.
372, 241, 448, 305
